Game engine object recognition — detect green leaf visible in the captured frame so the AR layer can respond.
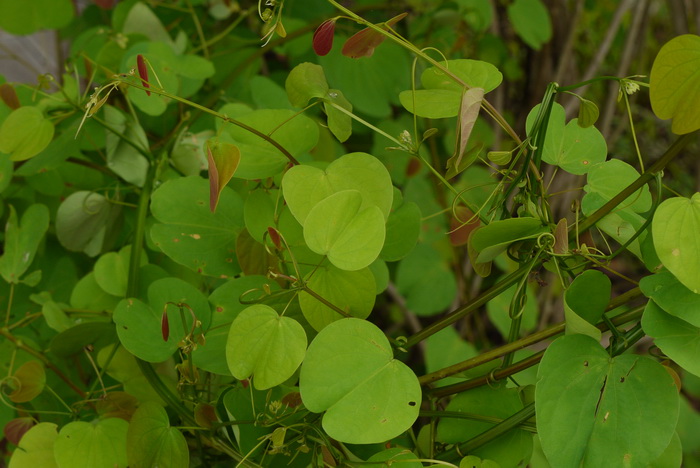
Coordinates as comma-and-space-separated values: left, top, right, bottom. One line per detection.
366, 448, 422, 467
650, 34, 700, 134
642, 300, 700, 377
640, 271, 700, 328
507, 0, 552, 50
526, 103, 607, 175
218, 107, 318, 179
192, 276, 279, 375
285, 62, 329, 107
7, 422, 58, 468
459, 455, 501, 468
114, 278, 210, 362
206, 138, 240, 212
282, 152, 393, 225
584, 159, 651, 212
652, 194, 700, 293
400, 60, 502, 119
226, 304, 307, 390
54, 419, 128, 468
437, 386, 533, 467
564, 270, 611, 340
56, 191, 121, 257
94, 245, 147, 297
536, 334, 679, 468
470, 217, 547, 263
298, 263, 375, 331
0, 153, 12, 193
150, 176, 243, 278
104, 106, 149, 186
381, 201, 421, 262
0, 0, 72, 35
127, 402, 188, 468
300, 318, 421, 444
578, 98, 600, 128
0, 107, 54, 161
120, 2, 173, 46
319, 39, 410, 118
243, 189, 277, 243
304, 190, 385, 271
0, 205, 49, 284
323, 89, 353, 142
395, 243, 457, 316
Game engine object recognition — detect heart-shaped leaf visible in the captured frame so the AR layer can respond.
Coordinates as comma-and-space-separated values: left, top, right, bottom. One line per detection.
300, 318, 421, 444
7, 422, 58, 468
506, 0, 552, 50
127, 402, 188, 468
303, 190, 385, 271
564, 270, 611, 340
8, 360, 45, 403
652, 193, 700, 293
640, 271, 700, 328
285, 62, 329, 107
282, 152, 393, 225
536, 334, 679, 467
226, 304, 307, 390
54, 419, 129, 468
650, 34, 700, 134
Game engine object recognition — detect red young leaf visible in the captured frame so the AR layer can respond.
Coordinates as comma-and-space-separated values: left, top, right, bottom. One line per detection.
161, 308, 170, 341
267, 227, 282, 250
93, 0, 116, 8
313, 19, 337, 56
206, 139, 241, 212
342, 12, 407, 59
136, 54, 150, 96
3, 417, 35, 445
0, 83, 20, 110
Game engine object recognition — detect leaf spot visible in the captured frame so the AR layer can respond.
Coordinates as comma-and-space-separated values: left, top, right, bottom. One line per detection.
190, 234, 201, 240
620, 377, 625, 383
672, 248, 680, 256
173, 238, 180, 243
583, 360, 588, 367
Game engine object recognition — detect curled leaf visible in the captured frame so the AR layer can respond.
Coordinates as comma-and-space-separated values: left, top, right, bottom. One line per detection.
342, 12, 407, 59
313, 19, 336, 56
577, 98, 599, 128
206, 139, 241, 212
445, 87, 484, 177
136, 54, 150, 96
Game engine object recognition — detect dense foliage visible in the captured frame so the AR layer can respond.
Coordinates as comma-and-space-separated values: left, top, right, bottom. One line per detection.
1, 1, 700, 467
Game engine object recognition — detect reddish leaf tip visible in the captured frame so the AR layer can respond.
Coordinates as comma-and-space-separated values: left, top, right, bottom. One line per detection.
136, 54, 151, 96
313, 19, 336, 56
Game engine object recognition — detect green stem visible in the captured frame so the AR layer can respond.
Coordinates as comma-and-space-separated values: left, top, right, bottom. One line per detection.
419, 289, 643, 386
404, 266, 530, 349
438, 403, 536, 462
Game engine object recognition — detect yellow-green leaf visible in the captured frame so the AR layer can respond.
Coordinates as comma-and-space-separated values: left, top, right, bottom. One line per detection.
207, 139, 241, 212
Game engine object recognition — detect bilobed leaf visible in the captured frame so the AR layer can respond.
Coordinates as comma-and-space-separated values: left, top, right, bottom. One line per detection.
0, 106, 54, 161
282, 152, 393, 224
536, 334, 679, 468
104, 106, 149, 187
285, 62, 329, 107
507, 0, 552, 50
127, 402, 188, 468
54, 419, 128, 468
583, 159, 651, 212
226, 304, 307, 389
94, 245, 147, 297
298, 264, 375, 331
652, 193, 700, 293
300, 318, 421, 444
206, 139, 240, 212
0, 204, 49, 284
446, 87, 484, 177
642, 300, 700, 377
650, 34, 700, 134
381, 201, 421, 262
304, 190, 385, 271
